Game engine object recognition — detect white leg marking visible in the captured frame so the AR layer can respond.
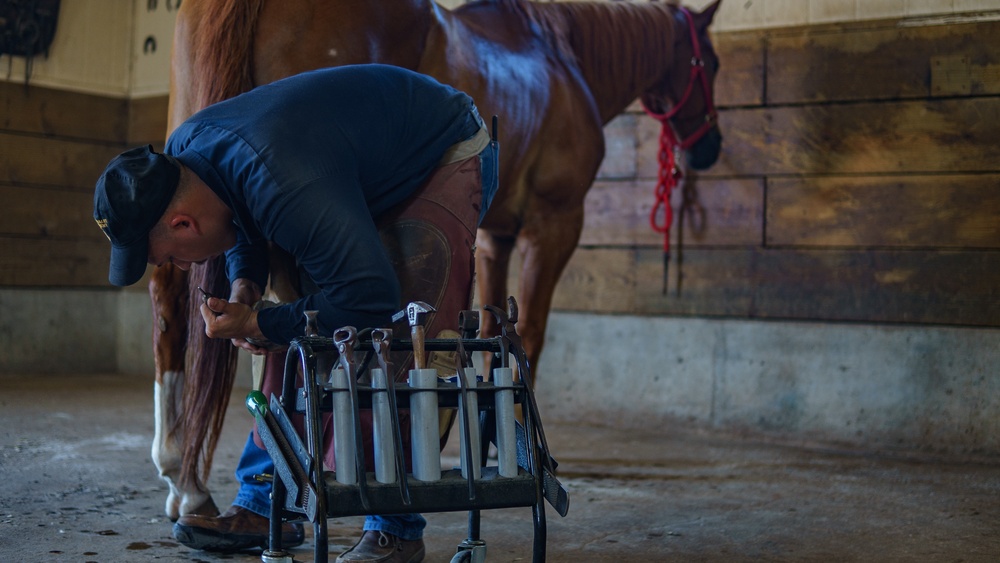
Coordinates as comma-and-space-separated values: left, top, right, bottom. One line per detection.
152, 374, 183, 519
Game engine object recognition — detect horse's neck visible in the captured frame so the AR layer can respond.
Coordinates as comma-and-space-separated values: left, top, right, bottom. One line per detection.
537, 1, 678, 124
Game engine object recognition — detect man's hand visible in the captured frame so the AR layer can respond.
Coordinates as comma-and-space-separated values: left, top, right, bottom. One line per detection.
201, 297, 269, 355
230, 278, 262, 306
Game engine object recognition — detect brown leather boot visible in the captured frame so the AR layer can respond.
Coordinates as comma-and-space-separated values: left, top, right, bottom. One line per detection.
172, 505, 304, 552
335, 530, 425, 563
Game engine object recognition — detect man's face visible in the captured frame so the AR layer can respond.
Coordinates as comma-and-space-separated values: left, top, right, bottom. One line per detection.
147, 219, 233, 271
146, 168, 236, 271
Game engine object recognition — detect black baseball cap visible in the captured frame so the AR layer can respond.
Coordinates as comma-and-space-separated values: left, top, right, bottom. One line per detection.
93, 145, 181, 286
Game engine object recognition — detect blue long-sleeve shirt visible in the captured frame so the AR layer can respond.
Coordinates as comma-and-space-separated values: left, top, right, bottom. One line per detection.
165, 65, 482, 343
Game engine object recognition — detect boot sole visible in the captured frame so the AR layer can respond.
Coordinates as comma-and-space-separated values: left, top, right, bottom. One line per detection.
172, 521, 304, 553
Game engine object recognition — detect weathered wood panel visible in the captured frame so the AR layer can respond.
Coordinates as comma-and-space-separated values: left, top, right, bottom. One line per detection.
553, 247, 1000, 327
931, 54, 1000, 97
0, 84, 169, 145
580, 177, 762, 247
596, 113, 637, 180
570, 16, 1000, 327
0, 81, 128, 142
1, 86, 168, 288
0, 237, 110, 287
767, 174, 1000, 249
637, 97, 1000, 178
767, 19, 1000, 104
0, 133, 121, 188
713, 31, 765, 108
127, 95, 170, 145
1, 185, 102, 240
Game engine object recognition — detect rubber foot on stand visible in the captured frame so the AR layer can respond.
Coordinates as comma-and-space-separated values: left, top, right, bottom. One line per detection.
261, 550, 294, 563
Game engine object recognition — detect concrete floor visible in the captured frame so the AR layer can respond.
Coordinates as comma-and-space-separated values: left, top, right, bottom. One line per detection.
1, 373, 999, 562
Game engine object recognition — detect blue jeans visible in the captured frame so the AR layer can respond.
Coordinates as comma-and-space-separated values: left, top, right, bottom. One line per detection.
233, 431, 427, 541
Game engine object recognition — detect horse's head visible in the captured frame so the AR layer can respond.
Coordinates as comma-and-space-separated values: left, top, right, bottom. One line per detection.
641, 0, 723, 171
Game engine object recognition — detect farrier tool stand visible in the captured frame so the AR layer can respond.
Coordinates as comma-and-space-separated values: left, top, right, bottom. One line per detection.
246, 297, 569, 563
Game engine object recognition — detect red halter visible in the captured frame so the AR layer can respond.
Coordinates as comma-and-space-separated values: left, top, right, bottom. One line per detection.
641, 7, 717, 289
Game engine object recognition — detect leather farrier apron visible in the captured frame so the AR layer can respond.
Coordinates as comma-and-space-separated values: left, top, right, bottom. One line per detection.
254, 125, 488, 473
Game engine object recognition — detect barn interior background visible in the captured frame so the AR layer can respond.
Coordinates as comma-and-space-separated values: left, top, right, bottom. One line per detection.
1, 0, 998, 456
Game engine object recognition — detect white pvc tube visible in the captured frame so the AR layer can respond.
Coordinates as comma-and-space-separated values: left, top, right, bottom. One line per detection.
458, 367, 482, 480
493, 367, 518, 477
371, 367, 396, 484
408, 368, 441, 481
330, 368, 356, 484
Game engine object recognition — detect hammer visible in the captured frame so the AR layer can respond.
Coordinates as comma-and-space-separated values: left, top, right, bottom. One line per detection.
402, 301, 435, 370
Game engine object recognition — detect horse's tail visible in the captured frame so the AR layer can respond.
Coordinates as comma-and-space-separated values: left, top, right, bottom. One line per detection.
180, 257, 240, 490
176, 0, 265, 491
192, 0, 264, 108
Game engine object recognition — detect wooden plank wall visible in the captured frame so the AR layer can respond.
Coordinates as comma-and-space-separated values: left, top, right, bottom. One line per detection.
554, 16, 1000, 327
0, 83, 168, 287
4, 16, 998, 330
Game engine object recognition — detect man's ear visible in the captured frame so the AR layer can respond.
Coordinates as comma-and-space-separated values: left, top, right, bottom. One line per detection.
167, 213, 201, 238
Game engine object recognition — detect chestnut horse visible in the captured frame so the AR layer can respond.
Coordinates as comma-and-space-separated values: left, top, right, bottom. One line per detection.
153, 0, 723, 519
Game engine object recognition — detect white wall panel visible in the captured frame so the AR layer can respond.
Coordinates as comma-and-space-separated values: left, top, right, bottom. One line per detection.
0, 0, 131, 95
0, 0, 177, 97
130, 0, 179, 97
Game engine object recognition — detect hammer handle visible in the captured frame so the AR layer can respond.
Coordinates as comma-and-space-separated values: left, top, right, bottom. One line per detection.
411, 325, 426, 370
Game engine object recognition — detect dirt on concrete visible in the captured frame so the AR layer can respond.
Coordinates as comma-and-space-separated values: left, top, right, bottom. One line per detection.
1, 373, 998, 562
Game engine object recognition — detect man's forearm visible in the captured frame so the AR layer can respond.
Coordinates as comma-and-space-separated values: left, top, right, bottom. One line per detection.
230, 278, 262, 305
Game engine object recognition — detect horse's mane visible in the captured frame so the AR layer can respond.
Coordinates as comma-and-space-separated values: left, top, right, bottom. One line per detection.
495, 0, 681, 121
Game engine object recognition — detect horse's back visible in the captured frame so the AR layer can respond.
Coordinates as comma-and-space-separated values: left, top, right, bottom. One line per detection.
255, 0, 433, 84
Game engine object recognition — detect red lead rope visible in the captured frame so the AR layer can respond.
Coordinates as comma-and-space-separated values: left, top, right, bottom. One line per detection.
644, 121, 684, 294
640, 6, 717, 293
649, 127, 682, 255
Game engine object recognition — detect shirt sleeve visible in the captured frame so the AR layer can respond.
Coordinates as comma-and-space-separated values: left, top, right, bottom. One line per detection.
225, 228, 269, 291
254, 177, 401, 344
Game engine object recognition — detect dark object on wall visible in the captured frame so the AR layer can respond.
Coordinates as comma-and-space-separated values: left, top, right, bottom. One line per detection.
0, 0, 61, 84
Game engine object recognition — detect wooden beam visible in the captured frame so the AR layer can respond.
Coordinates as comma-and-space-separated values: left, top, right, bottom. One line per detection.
638, 97, 1000, 178
127, 95, 170, 146
581, 177, 763, 247
597, 113, 638, 180
714, 31, 765, 108
0, 236, 110, 287
767, 174, 1000, 248
766, 19, 1000, 104
0, 81, 128, 142
552, 247, 1000, 327
1, 185, 104, 240
0, 133, 121, 188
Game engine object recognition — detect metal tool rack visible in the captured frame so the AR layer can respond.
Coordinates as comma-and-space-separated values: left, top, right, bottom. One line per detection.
247, 299, 569, 563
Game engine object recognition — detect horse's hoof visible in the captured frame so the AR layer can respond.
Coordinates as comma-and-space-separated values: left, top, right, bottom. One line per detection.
165, 491, 181, 522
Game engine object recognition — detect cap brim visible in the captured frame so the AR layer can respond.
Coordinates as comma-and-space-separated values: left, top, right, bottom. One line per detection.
108, 237, 150, 286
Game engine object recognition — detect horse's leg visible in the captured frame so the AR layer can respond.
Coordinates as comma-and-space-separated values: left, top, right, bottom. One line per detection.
475, 229, 516, 370
512, 203, 586, 386
152, 370, 185, 519
149, 264, 186, 520
149, 264, 218, 520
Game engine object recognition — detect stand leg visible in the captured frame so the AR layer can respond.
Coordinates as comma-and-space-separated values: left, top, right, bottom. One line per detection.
262, 477, 293, 563
315, 518, 328, 563
532, 499, 547, 563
